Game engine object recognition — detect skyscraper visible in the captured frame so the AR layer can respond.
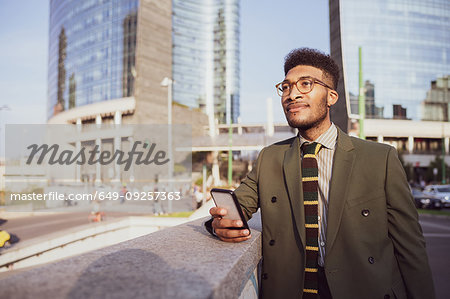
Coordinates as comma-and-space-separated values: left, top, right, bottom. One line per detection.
330, 0, 449, 179
48, 0, 140, 117
330, 0, 449, 128
172, 0, 240, 124
48, 0, 240, 126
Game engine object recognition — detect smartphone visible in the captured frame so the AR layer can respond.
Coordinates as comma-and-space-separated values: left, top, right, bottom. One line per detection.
210, 188, 249, 230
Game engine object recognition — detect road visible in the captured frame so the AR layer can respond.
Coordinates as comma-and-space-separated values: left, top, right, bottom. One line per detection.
0, 195, 196, 243
0, 211, 148, 242
419, 214, 450, 299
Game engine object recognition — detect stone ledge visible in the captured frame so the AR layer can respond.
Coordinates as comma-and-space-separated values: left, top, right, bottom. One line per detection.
0, 213, 262, 299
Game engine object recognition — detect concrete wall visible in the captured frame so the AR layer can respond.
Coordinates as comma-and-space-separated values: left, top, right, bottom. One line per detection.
130, 0, 209, 135
0, 215, 262, 298
133, 0, 172, 125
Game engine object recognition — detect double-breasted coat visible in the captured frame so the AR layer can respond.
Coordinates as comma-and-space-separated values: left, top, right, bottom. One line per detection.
232, 128, 434, 299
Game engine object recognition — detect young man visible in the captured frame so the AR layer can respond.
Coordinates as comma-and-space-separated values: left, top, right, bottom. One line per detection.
207, 48, 435, 299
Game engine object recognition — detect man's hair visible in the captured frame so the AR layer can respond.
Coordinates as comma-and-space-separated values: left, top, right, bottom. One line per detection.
284, 48, 340, 89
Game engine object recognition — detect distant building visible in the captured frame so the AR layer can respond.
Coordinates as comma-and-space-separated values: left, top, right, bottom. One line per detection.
172, 0, 240, 124
45, 0, 240, 185
329, 0, 450, 180
422, 75, 450, 122
47, 0, 240, 127
330, 0, 449, 127
349, 80, 384, 119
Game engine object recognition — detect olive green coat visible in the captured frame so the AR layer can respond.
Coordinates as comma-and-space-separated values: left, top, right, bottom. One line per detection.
234, 128, 435, 299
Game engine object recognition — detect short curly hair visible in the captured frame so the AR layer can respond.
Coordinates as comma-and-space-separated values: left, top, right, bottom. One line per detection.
284, 48, 340, 89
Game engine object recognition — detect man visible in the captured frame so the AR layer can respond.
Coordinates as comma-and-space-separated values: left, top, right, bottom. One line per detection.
206, 48, 435, 299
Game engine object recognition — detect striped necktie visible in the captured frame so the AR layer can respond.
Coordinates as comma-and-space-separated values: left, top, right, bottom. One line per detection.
302, 142, 322, 298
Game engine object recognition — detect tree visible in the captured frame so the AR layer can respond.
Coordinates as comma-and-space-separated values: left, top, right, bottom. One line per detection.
69, 73, 76, 109
424, 155, 448, 184
57, 27, 67, 110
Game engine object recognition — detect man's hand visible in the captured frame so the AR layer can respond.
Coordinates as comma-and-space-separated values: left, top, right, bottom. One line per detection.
209, 207, 251, 242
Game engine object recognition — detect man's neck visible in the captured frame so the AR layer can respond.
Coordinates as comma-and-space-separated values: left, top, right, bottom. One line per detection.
298, 121, 332, 141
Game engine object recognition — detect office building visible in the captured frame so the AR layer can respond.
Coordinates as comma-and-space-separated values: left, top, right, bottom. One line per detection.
45, 0, 240, 185
172, 0, 240, 124
422, 75, 450, 122
48, 0, 240, 127
330, 0, 450, 178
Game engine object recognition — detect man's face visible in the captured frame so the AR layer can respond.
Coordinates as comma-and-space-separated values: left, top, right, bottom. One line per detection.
281, 65, 336, 130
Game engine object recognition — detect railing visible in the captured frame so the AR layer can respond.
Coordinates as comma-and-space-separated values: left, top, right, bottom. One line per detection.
0, 214, 262, 299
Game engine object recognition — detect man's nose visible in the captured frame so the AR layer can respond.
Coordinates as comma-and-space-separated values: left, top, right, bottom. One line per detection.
286, 85, 303, 101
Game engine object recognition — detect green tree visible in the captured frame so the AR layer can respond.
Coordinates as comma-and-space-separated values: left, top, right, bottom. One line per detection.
424, 155, 448, 184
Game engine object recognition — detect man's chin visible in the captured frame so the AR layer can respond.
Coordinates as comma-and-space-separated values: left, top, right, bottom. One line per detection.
286, 118, 313, 130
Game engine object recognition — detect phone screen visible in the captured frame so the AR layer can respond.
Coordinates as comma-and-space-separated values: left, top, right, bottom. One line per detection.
210, 188, 249, 230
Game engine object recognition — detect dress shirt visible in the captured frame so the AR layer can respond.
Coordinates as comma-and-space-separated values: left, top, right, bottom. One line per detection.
299, 123, 338, 266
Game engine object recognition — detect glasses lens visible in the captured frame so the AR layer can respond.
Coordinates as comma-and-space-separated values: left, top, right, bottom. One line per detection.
277, 83, 288, 97
282, 83, 291, 96
296, 79, 313, 93
276, 85, 282, 96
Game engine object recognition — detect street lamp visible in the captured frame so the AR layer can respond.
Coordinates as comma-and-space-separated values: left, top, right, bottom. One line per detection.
0, 105, 10, 203
160, 77, 173, 213
0, 105, 11, 156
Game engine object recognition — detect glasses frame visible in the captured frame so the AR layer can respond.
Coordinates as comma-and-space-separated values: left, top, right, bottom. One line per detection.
275, 76, 333, 97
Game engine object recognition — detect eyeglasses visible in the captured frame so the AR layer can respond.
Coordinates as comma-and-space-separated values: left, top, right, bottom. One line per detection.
275, 76, 333, 97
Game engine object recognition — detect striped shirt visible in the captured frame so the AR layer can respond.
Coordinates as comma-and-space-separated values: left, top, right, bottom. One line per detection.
299, 123, 338, 266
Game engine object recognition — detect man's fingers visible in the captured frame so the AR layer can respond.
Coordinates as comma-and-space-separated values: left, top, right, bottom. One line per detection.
212, 218, 244, 229
217, 233, 252, 243
209, 207, 227, 217
214, 228, 250, 239
209, 207, 249, 243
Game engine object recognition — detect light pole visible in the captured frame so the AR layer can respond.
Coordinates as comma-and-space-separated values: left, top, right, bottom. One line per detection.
0, 105, 10, 202
161, 77, 173, 213
0, 105, 11, 157
358, 47, 366, 140
226, 93, 233, 186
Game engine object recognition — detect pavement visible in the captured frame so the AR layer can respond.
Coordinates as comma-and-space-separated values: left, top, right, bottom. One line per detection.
419, 213, 450, 299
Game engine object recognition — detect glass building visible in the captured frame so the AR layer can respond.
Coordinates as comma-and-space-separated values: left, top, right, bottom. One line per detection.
48, 0, 240, 125
172, 0, 240, 124
330, 0, 449, 124
48, 0, 139, 117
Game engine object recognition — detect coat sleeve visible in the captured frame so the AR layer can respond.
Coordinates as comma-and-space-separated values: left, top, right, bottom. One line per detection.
204, 148, 264, 236
385, 147, 435, 299
233, 148, 265, 221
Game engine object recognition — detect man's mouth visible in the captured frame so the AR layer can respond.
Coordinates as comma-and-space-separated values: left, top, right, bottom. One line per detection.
286, 102, 309, 113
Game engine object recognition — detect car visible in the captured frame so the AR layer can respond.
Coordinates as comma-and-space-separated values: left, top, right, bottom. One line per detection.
411, 188, 443, 210
0, 230, 11, 248
423, 185, 450, 208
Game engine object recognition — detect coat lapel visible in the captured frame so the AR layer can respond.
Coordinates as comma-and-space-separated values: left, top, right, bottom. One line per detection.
325, 128, 355, 258
283, 136, 306, 248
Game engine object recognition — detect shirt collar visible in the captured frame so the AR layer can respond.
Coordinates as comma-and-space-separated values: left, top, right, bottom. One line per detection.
299, 123, 338, 150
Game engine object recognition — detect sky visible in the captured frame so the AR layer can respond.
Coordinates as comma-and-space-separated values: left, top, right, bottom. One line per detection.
0, 0, 329, 130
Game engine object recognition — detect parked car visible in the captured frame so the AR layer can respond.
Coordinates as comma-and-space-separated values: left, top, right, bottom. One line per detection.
423, 185, 450, 208
411, 189, 443, 209
0, 230, 11, 248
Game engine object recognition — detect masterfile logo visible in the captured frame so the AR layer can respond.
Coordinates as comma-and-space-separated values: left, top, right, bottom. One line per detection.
3, 124, 192, 207
26, 141, 170, 170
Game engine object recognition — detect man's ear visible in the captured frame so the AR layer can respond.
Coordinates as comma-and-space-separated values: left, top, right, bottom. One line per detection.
327, 90, 339, 107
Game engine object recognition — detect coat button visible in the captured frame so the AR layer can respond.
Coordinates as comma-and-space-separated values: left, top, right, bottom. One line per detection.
269, 240, 275, 246
384, 295, 390, 299
362, 209, 370, 217
368, 257, 375, 264
271, 196, 277, 203
262, 273, 268, 280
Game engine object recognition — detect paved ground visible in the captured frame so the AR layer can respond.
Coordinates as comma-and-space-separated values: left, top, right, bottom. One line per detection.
419, 213, 450, 299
